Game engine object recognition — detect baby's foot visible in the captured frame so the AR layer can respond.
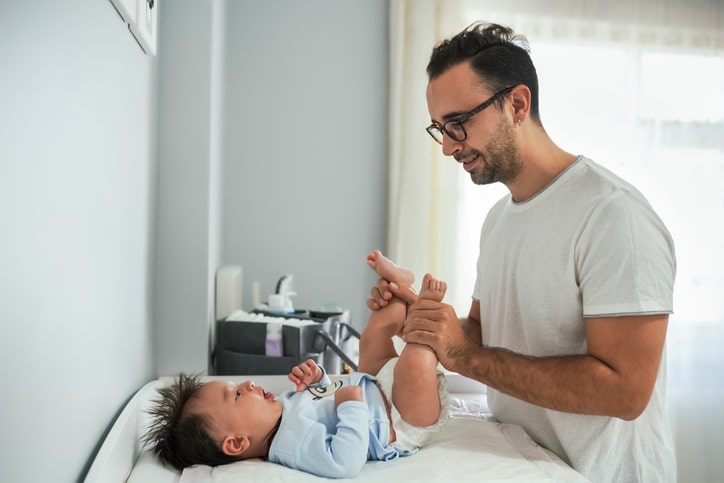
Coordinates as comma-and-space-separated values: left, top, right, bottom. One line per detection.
366, 250, 415, 287
418, 273, 446, 302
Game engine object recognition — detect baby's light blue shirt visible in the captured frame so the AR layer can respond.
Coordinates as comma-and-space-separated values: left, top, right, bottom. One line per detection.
268, 371, 398, 478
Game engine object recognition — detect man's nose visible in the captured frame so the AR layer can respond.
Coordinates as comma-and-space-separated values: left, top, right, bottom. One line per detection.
442, 136, 461, 157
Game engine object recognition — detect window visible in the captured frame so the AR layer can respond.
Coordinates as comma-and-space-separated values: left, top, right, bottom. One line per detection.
452, 45, 724, 332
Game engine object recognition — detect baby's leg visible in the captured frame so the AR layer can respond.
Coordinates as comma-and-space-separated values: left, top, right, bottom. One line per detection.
366, 250, 414, 288
357, 293, 405, 375
391, 274, 447, 427
358, 251, 415, 375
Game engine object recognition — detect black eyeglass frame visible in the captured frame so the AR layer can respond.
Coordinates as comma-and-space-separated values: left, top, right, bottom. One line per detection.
426, 85, 516, 144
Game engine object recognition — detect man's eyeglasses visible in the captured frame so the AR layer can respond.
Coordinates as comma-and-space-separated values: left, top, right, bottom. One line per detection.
426, 86, 516, 145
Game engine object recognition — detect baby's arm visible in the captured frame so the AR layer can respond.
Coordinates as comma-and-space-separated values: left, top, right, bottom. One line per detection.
334, 385, 363, 406
288, 359, 323, 392
296, 396, 370, 478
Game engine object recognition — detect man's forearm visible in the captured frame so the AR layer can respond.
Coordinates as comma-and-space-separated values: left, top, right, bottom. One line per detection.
460, 317, 482, 345
451, 345, 647, 420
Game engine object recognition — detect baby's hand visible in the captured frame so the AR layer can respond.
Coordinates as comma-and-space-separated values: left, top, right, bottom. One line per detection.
334, 385, 362, 407
288, 359, 322, 391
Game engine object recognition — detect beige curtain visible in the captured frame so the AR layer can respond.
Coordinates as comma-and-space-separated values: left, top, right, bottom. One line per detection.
387, 1, 483, 308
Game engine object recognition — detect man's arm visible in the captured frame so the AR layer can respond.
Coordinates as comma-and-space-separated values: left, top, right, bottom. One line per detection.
402, 295, 668, 421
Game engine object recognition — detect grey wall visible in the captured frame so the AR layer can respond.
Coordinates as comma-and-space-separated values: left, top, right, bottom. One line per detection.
153, 1, 225, 376
0, 1, 157, 482
222, 0, 389, 328
153, 0, 390, 377
0, 0, 389, 480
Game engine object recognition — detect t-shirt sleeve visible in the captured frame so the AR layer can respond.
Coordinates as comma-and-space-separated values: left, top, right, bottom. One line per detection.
576, 190, 676, 317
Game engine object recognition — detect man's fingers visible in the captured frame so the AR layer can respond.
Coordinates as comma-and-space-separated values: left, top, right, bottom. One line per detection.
388, 283, 418, 304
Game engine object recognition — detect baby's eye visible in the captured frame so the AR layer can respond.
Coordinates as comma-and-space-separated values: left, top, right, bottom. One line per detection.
235, 390, 241, 401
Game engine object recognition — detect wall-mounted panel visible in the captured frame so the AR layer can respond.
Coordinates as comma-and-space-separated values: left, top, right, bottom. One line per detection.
110, 0, 157, 55
130, 0, 158, 55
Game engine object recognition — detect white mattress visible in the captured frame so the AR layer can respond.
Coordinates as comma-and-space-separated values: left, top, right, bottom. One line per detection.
86, 374, 591, 483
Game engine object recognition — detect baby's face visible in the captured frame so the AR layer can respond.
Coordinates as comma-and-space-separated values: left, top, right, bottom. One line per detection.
189, 380, 282, 444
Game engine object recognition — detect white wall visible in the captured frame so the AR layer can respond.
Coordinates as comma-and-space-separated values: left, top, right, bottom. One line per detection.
0, 1, 156, 482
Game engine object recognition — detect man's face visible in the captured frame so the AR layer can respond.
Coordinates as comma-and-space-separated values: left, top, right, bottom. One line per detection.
426, 61, 521, 186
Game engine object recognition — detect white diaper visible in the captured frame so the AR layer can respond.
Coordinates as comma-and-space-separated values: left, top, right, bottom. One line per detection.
374, 357, 449, 455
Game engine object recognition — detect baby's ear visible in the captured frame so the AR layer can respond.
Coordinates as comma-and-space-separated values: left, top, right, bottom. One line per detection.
221, 435, 250, 456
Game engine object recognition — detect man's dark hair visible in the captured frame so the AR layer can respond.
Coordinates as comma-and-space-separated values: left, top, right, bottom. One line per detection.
427, 22, 541, 123
142, 373, 240, 470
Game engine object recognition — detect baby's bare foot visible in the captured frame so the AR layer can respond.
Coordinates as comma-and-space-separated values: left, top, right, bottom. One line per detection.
418, 273, 446, 302
366, 250, 415, 287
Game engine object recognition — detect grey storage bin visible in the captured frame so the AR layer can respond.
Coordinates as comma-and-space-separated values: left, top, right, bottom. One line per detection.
213, 312, 360, 375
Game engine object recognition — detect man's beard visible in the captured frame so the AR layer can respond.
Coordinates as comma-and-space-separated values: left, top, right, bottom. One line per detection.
468, 119, 521, 186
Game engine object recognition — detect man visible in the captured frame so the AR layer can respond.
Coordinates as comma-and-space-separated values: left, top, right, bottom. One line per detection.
369, 22, 676, 483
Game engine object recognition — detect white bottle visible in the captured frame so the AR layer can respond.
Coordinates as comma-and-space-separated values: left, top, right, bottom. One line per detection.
267, 294, 291, 314
265, 322, 283, 357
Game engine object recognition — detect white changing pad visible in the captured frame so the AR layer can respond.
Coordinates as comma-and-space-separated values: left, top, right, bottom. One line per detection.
178, 403, 589, 483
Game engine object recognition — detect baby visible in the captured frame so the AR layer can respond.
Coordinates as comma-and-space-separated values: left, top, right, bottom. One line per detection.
143, 250, 449, 478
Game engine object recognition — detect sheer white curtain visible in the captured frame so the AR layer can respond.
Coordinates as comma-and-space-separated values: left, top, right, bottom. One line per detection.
389, 1, 724, 481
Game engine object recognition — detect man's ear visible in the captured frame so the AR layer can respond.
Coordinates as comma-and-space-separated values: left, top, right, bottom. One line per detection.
509, 84, 531, 123
221, 434, 250, 456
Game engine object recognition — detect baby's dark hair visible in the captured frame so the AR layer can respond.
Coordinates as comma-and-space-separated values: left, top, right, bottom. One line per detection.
142, 373, 240, 470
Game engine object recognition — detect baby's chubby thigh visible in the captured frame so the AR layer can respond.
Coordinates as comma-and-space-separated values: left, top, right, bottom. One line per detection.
392, 343, 442, 427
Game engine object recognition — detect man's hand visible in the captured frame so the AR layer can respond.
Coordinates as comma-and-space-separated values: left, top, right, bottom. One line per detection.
288, 359, 322, 392
400, 297, 476, 372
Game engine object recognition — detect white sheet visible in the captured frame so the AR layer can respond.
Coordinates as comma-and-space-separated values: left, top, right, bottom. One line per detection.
179, 414, 590, 483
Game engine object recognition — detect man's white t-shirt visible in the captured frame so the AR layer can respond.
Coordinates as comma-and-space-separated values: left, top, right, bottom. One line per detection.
474, 156, 676, 483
